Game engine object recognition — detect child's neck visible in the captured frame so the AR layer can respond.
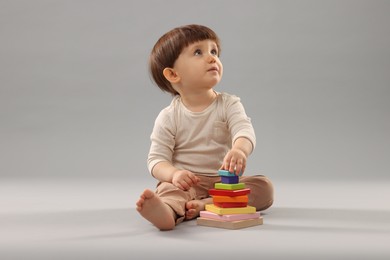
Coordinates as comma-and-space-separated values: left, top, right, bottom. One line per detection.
180, 89, 217, 112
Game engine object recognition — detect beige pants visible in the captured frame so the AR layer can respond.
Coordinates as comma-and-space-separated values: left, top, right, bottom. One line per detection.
155, 175, 274, 224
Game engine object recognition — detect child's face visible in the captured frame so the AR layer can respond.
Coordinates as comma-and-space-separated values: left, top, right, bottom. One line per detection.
173, 39, 223, 91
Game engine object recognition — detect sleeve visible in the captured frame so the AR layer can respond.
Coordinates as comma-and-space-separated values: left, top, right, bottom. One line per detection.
225, 95, 256, 153
147, 108, 176, 174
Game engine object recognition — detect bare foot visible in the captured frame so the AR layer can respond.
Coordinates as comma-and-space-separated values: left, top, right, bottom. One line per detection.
136, 189, 176, 230
185, 197, 213, 220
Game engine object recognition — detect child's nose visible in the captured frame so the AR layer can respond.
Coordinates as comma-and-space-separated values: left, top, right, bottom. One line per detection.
207, 54, 216, 63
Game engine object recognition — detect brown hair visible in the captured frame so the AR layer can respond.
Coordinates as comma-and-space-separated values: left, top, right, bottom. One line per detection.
149, 24, 221, 95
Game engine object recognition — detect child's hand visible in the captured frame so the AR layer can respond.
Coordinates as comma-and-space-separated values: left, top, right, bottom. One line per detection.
221, 148, 247, 175
172, 170, 200, 191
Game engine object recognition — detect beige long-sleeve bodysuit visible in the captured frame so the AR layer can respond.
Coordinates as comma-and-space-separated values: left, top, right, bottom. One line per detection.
147, 92, 273, 223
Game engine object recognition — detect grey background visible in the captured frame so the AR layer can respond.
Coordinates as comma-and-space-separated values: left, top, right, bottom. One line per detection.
1, 1, 390, 259
1, 0, 389, 182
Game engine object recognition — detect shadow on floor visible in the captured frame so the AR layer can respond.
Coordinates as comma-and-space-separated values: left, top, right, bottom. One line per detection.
2, 206, 390, 242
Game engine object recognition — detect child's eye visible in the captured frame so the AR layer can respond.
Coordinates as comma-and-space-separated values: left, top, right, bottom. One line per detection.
194, 49, 202, 56
211, 49, 218, 56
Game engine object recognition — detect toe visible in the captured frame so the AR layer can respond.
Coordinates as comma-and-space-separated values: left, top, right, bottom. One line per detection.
185, 209, 196, 219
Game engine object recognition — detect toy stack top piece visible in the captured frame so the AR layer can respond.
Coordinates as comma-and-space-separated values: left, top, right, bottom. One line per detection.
196, 170, 263, 229
217, 169, 243, 177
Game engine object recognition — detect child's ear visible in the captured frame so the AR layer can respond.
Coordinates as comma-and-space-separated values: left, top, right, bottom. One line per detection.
163, 68, 180, 84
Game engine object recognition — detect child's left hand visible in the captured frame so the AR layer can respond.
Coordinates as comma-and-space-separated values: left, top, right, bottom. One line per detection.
220, 148, 247, 176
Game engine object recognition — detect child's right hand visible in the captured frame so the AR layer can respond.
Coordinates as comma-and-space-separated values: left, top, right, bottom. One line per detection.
172, 170, 200, 191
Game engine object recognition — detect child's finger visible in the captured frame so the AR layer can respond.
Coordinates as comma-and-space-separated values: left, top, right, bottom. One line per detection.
235, 159, 244, 175
228, 158, 236, 173
187, 172, 199, 184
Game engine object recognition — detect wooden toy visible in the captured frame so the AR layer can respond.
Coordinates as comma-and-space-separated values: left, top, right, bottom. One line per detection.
205, 204, 256, 215
215, 182, 245, 190
196, 169, 264, 230
208, 188, 250, 197
218, 170, 242, 177
197, 217, 263, 230
212, 195, 248, 203
214, 202, 247, 208
221, 175, 239, 184
200, 211, 261, 221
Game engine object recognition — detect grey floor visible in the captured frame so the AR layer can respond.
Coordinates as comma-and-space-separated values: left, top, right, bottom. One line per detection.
1, 178, 389, 260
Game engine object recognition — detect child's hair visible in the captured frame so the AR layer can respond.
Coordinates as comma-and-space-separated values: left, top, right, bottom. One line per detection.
149, 24, 221, 95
